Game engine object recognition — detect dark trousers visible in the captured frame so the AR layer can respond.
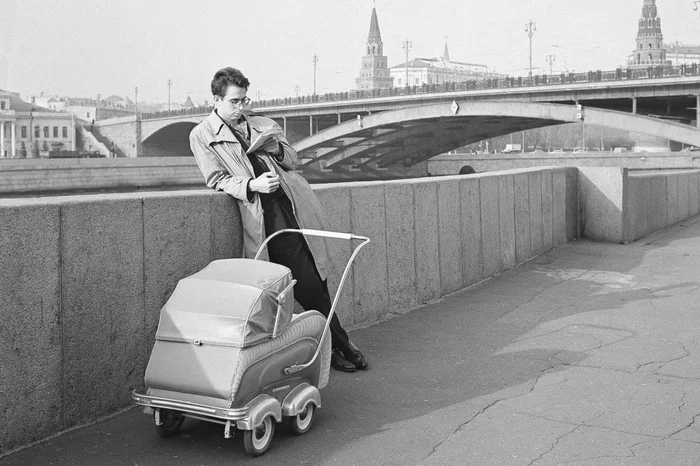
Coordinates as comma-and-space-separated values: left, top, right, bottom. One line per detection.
264, 199, 351, 352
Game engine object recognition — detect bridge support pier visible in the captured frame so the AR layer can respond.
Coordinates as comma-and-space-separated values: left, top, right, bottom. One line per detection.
697, 96, 700, 128
632, 97, 637, 114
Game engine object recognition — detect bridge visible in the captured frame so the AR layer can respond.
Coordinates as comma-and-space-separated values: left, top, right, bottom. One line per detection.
94, 66, 700, 180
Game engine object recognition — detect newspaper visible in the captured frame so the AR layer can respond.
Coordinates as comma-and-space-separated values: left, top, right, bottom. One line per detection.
246, 127, 284, 154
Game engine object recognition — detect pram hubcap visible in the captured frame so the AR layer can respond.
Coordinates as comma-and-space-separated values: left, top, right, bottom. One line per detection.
243, 415, 275, 457
287, 403, 316, 435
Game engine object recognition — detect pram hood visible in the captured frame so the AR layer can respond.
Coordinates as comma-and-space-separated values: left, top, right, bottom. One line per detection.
155, 258, 295, 348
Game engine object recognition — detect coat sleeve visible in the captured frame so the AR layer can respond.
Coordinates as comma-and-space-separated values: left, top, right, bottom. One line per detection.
190, 130, 253, 202
270, 122, 298, 171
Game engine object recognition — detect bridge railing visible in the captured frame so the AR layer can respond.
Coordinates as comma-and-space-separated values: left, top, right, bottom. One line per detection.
140, 63, 700, 120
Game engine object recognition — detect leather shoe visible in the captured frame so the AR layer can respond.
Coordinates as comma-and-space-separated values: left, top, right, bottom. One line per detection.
342, 341, 368, 370
331, 348, 356, 372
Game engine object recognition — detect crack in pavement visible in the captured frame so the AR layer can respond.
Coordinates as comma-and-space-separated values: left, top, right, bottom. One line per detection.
497, 269, 588, 319
668, 412, 700, 438
635, 344, 691, 373
418, 398, 504, 463
526, 425, 581, 466
418, 362, 569, 464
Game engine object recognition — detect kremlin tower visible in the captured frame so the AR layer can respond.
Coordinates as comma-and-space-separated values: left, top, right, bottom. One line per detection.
356, 6, 393, 90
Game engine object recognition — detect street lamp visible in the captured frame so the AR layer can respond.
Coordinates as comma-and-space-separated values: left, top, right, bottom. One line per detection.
525, 20, 537, 78
402, 39, 412, 88
545, 54, 556, 74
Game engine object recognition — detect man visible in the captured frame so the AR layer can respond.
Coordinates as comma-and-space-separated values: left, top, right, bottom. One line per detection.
189, 67, 368, 372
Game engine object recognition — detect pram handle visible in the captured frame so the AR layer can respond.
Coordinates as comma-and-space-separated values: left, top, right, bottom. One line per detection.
254, 228, 368, 260
253, 228, 370, 375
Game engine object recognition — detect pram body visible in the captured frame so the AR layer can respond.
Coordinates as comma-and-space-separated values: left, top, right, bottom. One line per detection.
132, 229, 369, 457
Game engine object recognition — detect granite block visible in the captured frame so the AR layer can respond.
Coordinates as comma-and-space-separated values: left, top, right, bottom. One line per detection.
460, 177, 482, 287
60, 197, 145, 426
315, 185, 355, 327
552, 169, 567, 245
689, 172, 699, 217
210, 192, 243, 260
498, 174, 516, 270
480, 176, 501, 277
438, 179, 463, 295
350, 184, 389, 325
667, 174, 679, 226
385, 182, 418, 311
514, 173, 532, 263
143, 194, 212, 351
528, 171, 544, 255
678, 173, 690, 221
0, 202, 62, 452
413, 181, 441, 303
541, 170, 553, 251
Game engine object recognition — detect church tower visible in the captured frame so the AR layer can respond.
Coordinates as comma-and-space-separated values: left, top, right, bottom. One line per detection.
356, 6, 393, 90
631, 0, 669, 67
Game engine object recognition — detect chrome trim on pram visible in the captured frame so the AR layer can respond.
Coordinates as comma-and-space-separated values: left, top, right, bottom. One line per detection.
131, 390, 249, 420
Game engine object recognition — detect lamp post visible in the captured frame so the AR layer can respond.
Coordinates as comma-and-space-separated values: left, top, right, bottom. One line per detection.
167, 78, 172, 111
525, 20, 537, 78
312, 54, 318, 95
402, 39, 412, 88
545, 54, 556, 74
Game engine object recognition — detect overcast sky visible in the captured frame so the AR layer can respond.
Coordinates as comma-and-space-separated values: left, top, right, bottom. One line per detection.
2, 0, 699, 105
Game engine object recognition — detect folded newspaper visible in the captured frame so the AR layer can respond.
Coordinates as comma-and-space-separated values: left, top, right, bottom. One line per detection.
246, 127, 284, 154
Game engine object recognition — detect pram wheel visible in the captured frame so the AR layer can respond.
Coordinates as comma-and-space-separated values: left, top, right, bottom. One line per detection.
243, 415, 275, 457
154, 409, 184, 438
286, 403, 316, 435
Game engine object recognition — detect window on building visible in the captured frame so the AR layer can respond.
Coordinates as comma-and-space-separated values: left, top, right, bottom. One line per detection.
0, 101, 5, 109
87, 111, 91, 119
53, 126, 58, 138
43, 126, 49, 138
35, 126, 40, 138
21, 126, 27, 138
415, 77, 420, 85
62, 126, 68, 138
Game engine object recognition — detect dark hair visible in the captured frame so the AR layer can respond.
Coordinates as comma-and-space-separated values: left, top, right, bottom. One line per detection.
211, 67, 250, 97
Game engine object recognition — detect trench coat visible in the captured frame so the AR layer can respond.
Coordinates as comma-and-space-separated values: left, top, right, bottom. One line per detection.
189, 110, 336, 281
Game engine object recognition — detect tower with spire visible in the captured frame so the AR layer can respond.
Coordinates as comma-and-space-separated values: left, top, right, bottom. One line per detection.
629, 0, 669, 67
356, 6, 393, 90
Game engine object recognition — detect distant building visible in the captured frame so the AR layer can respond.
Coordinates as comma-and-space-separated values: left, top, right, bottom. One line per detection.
390, 41, 493, 88
0, 89, 76, 158
355, 7, 393, 90
34, 94, 134, 122
628, 0, 670, 68
665, 43, 700, 66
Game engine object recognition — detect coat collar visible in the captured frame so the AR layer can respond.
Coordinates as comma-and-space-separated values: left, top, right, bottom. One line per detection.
203, 110, 264, 146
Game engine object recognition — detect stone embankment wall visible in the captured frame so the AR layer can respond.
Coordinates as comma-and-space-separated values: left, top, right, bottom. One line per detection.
0, 157, 204, 194
577, 167, 700, 243
0, 168, 577, 455
428, 151, 700, 176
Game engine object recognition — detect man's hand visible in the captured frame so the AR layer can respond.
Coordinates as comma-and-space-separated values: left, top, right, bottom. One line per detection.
258, 137, 281, 155
249, 172, 280, 193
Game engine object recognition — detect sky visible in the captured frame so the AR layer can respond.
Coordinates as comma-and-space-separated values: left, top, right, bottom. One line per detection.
2, 0, 699, 106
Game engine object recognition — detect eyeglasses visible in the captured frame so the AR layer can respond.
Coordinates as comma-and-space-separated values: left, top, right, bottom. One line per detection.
222, 96, 251, 107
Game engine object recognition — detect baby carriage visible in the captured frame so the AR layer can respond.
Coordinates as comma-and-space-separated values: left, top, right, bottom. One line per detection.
131, 228, 370, 457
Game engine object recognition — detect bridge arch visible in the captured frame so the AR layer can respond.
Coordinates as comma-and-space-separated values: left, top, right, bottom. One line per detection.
141, 121, 199, 157
294, 101, 700, 173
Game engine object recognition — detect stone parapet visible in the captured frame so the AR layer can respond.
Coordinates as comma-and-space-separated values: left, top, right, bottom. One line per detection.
0, 157, 204, 194
1, 169, 577, 454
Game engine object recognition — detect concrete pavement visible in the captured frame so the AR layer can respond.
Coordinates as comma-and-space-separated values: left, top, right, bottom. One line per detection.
3, 215, 700, 465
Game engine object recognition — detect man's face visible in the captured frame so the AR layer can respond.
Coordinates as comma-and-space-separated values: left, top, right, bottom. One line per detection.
214, 85, 249, 123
